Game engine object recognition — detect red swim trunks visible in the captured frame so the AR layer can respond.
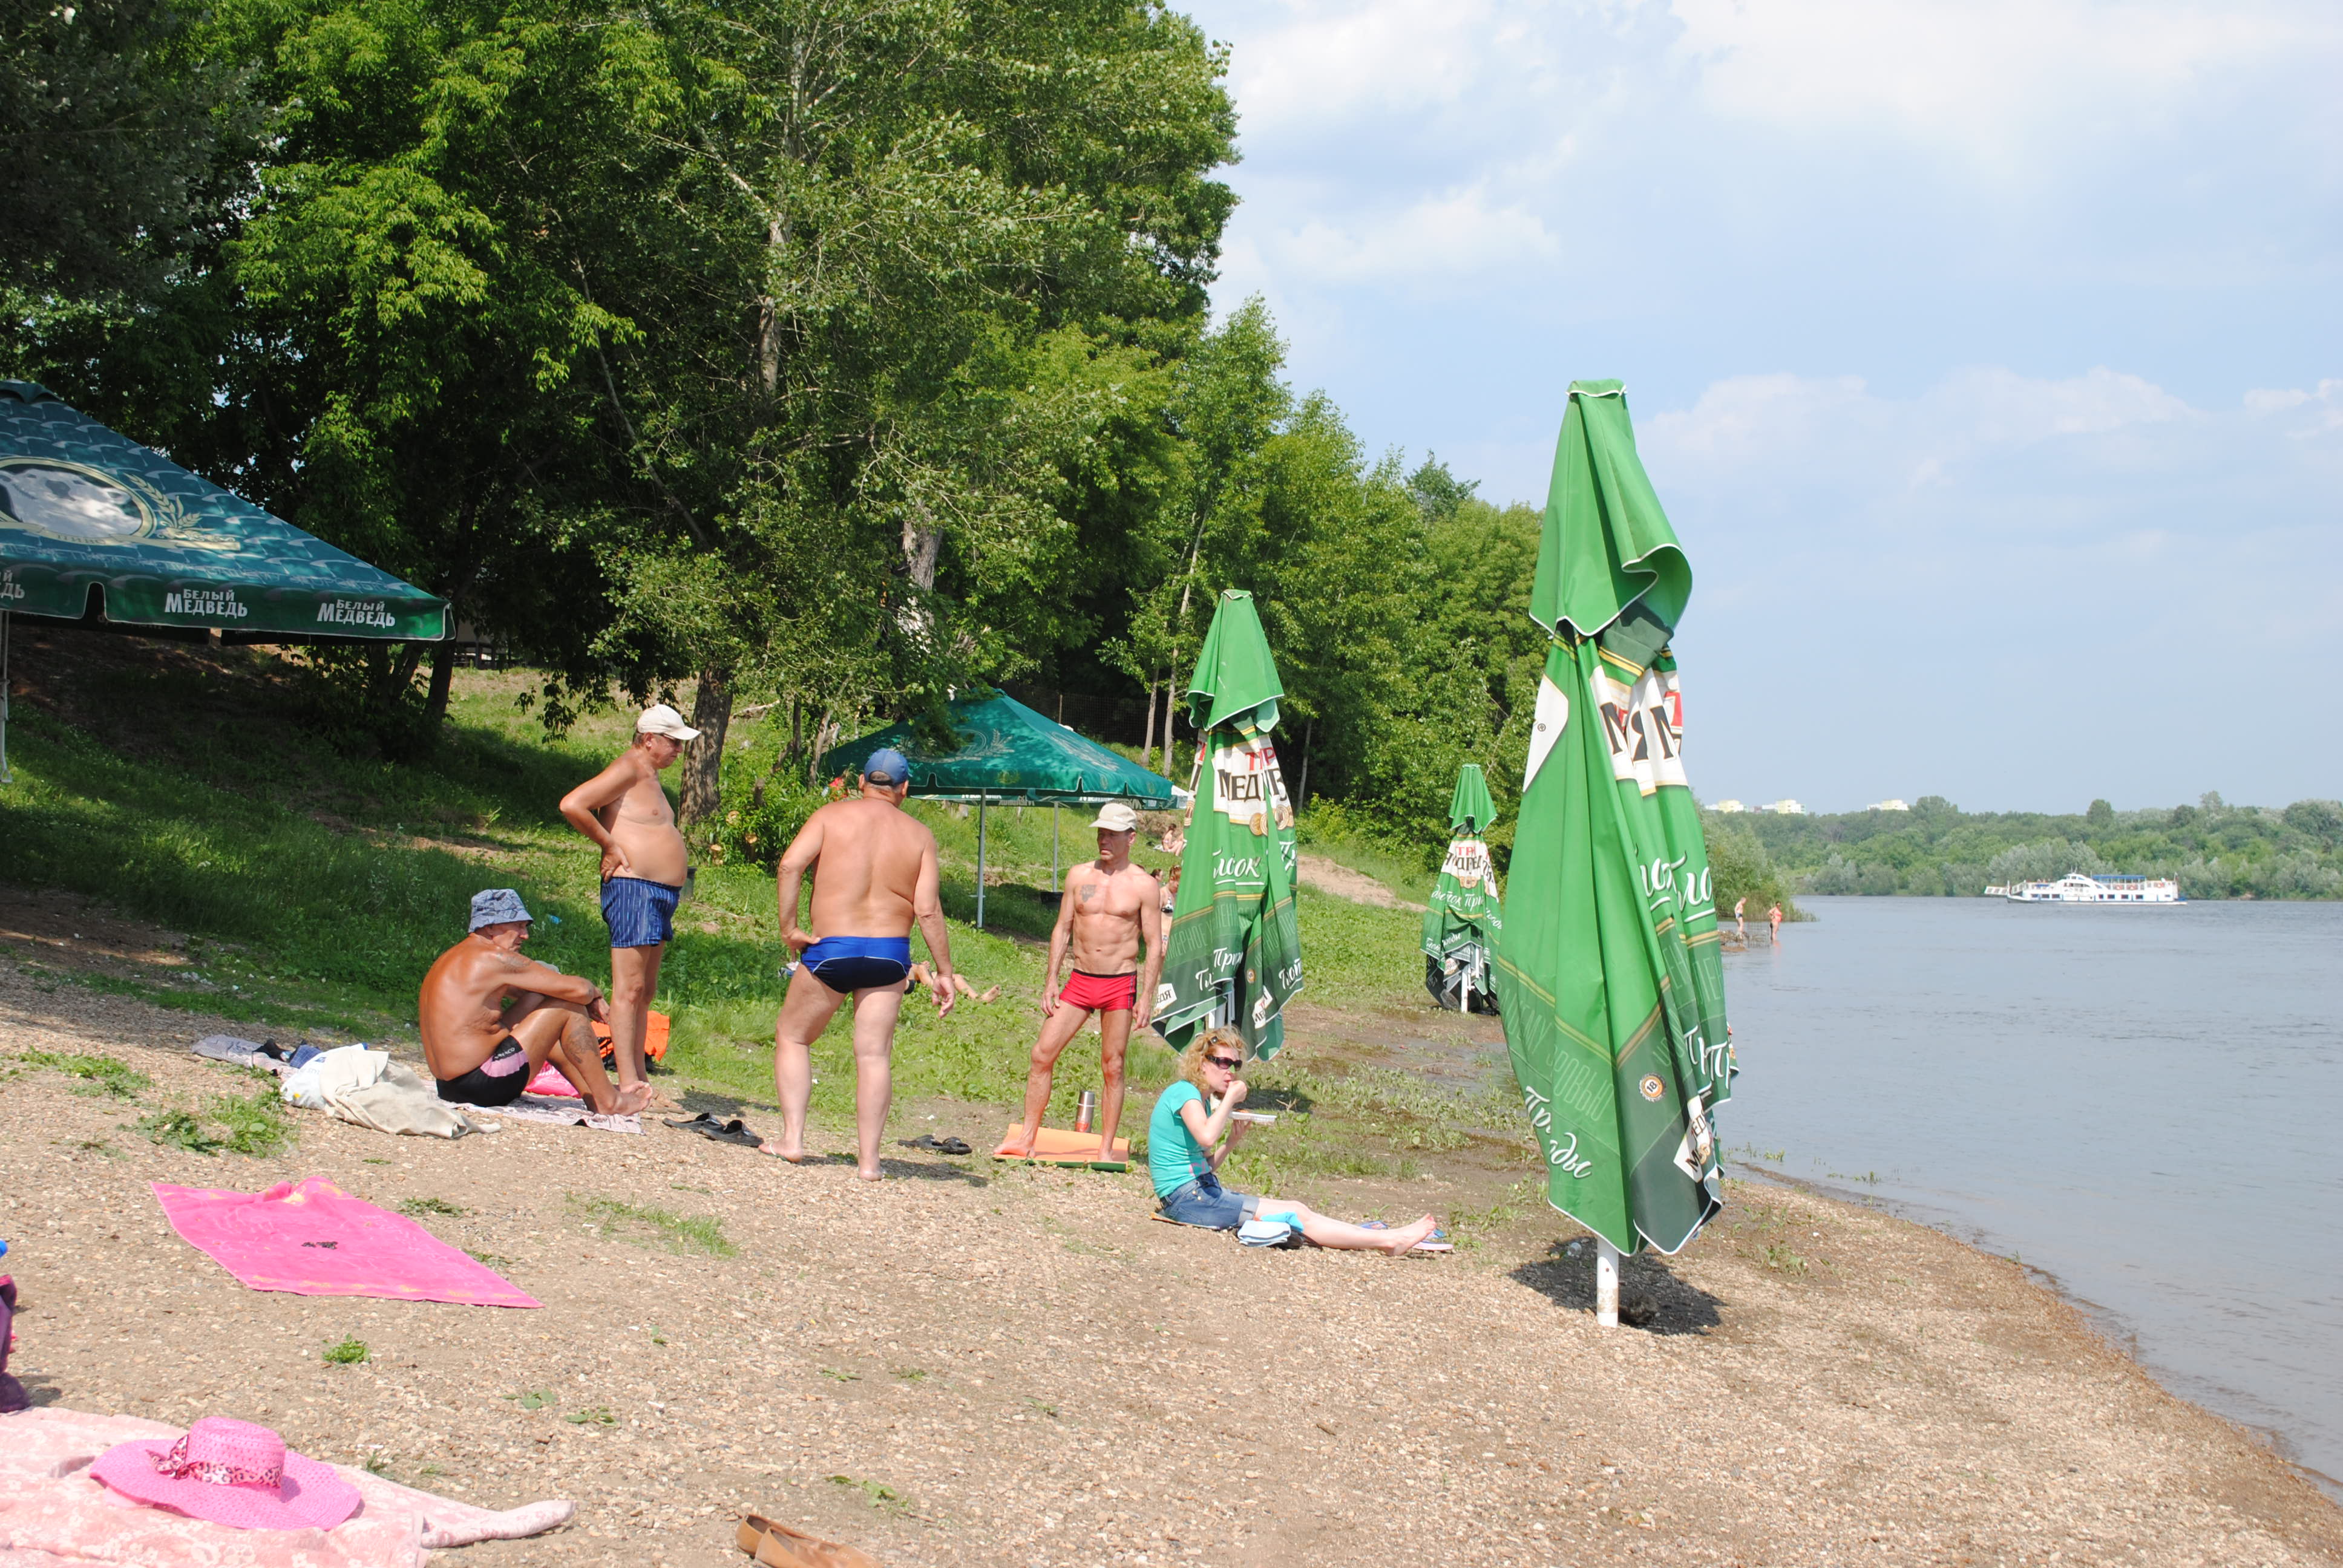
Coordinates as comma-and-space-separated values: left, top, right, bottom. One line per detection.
1059, 970, 1139, 1013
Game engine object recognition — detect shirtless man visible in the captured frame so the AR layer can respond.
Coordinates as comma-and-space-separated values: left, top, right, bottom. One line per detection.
559, 703, 698, 1101
767, 748, 957, 1179
418, 889, 647, 1113
1009, 802, 1164, 1162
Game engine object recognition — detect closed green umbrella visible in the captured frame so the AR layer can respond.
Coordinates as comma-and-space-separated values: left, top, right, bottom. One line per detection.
1156, 590, 1301, 1060
1422, 763, 1503, 1013
1493, 381, 1732, 1324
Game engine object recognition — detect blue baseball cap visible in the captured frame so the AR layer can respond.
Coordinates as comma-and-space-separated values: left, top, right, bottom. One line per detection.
469, 888, 533, 930
863, 748, 911, 786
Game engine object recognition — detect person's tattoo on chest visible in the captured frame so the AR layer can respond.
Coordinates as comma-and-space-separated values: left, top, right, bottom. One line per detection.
1078, 882, 1100, 904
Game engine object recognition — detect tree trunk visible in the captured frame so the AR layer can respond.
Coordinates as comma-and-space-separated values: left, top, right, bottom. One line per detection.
678, 667, 733, 825
1295, 718, 1314, 810
424, 641, 457, 731
1141, 678, 1159, 774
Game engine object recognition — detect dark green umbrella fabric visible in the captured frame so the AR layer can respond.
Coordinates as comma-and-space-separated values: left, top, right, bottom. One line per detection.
0, 382, 446, 638
1158, 590, 1301, 1060
1421, 763, 1502, 1011
818, 690, 1178, 806
1493, 382, 1733, 1257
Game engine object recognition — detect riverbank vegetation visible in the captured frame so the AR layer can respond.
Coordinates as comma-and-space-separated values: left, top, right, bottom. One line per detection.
1732, 794, 2343, 900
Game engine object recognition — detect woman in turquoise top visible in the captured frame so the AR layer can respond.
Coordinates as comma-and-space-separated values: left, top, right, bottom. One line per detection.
1149, 1028, 1444, 1255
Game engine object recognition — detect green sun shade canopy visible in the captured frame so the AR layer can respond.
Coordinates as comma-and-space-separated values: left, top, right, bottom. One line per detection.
1494, 382, 1734, 1257
818, 689, 1179, 806
1423, 762, 1502, 965
0, 382, 446, 639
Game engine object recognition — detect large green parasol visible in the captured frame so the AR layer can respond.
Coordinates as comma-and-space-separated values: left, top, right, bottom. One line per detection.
1494, 381, 1732, 1312
1422, 763, 1503, 1013
1156, 590, 1301, 1060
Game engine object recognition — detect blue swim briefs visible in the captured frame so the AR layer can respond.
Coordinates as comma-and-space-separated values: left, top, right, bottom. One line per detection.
601, 877, 680, 949
801, 935, 913, 993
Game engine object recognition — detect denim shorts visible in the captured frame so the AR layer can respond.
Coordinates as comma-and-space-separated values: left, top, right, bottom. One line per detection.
1156, 1174, 1259, 1230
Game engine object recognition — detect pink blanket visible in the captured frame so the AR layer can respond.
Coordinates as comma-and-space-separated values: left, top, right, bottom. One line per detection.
152, 1178, 539, 1308
0, 1407, 572, 1565
525, 1062, 582, 1097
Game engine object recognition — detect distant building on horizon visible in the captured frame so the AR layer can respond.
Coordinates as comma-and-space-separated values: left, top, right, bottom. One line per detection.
1869, 799, 1911, 812
1711, 799, 1747, 814
1757, 799, 1806, 815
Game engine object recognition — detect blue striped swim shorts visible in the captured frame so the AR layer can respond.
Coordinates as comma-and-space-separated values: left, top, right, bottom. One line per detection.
601, 877, 680, 948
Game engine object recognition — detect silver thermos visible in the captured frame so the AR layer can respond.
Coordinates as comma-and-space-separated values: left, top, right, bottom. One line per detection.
1075, 1089, 1098, 1134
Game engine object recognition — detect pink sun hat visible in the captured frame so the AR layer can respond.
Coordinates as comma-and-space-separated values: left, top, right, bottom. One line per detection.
89, 1417, 362, 1531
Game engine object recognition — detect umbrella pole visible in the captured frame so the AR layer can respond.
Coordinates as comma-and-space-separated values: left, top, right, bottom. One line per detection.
0, 609, 10, 785
1595, 1238, 1620, 1327
1052, 804, 1060, 883
976, 794, 988, 930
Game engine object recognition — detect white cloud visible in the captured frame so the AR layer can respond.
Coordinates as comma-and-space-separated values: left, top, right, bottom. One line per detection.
1273, 186, 1562, 283
1670, 0, 2335, 171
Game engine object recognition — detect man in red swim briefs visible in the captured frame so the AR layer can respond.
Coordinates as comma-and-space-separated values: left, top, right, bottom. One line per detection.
1009, 802, 1165, 1161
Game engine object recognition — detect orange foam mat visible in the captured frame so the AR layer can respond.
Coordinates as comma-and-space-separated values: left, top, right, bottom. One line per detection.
994, 1124, 1130, 1162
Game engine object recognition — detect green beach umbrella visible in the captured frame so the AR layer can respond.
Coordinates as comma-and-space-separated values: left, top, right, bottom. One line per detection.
1422, 763, 1503, 1013
818, 688, 1178, 928
1156, 590, 1301, 1060
1494, 381, 1733, 1308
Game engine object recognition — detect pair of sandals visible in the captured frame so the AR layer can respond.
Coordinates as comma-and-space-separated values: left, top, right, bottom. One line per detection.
665, 1112, 763, 1149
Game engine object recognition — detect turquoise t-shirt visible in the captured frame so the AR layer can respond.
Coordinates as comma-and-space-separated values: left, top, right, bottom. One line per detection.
1148, 1081, 1212, 1197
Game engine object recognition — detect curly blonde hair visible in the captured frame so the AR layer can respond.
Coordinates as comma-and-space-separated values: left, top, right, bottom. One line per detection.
1177, 1026, 1246, 1093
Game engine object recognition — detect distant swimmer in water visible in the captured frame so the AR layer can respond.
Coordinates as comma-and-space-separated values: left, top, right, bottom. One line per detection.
1733, 897, 1746, 939
1767, 903, 1783, 944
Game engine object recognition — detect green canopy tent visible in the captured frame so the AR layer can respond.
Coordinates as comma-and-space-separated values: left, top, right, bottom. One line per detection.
818, 688, 1179, 928
1492, 381, 1733, 1327
1422, 763, 1503, 1014
0, 381, 448, 782
1156, 590, 1302, 1060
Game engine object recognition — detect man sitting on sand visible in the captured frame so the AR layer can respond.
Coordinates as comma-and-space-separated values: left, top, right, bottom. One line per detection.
767, 748, 957, 1179
1151, 1028, 1444, 1254
1008, 803, 1163, 1162
418, 889, 647, 1114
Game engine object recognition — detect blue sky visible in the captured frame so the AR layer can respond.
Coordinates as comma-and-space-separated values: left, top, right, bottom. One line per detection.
1179, 0, 2342, 813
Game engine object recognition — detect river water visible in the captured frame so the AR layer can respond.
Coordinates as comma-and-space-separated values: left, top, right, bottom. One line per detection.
1719, 895, 2343, 1491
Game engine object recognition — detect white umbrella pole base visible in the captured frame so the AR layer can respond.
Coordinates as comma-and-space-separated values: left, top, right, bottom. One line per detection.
1596, 1237, 1620, 1327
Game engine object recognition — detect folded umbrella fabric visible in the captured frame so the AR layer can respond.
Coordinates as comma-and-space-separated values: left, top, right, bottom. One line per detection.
0, 1406, 573, 1565
152, 1177, 538, 1308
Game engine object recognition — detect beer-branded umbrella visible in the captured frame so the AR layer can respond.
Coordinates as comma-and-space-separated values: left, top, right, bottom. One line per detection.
1494, 381, 1732, 1316
1156, 590, 1301, 1060
1422, 763, 1503, 1014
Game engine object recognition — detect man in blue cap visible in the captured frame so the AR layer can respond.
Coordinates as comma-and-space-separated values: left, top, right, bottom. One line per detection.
765, 747, 957, 1179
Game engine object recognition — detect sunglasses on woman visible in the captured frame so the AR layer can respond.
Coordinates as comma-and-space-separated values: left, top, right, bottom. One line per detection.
1206, 1054, 1243, 1070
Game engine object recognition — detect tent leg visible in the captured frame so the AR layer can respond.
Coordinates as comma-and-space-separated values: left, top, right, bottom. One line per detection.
976, 795, 988, 930
1595, 1237, 1620, 1327
0, 609, 11, 785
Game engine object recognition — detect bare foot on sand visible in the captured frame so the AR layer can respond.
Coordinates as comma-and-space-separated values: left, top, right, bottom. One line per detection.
609, 1082, 655, 1116
856, 1165, 883, 1182
758, 1140, 808, 1163
1378, 1215, 1442, 1256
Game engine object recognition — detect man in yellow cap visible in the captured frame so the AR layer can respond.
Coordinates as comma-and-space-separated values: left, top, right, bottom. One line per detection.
1008, 802, 1164, 1162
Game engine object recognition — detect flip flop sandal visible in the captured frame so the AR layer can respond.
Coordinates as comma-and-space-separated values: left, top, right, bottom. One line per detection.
909, 1134, 972, 1155
667, 1114, 765, 1149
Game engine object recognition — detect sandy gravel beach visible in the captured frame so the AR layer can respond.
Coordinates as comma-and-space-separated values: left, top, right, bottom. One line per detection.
4, 956, 2339, 1568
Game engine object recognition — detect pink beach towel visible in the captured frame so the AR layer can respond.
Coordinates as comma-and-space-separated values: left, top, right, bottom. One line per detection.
0, 1406, 572, 1565
151, 1178, 539, 1308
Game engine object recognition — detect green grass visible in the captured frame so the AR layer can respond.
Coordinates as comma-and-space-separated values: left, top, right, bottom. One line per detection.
505, 1388, 556, 1410
19, 1049, 151, 1099
134, 1088, 293, 1157
396, 1197, 467, 1217
568, 1195, 736, 1257
828, 1475, 910, 1515
322, 1338, 370, 1365
0, 645, 1532, 1205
